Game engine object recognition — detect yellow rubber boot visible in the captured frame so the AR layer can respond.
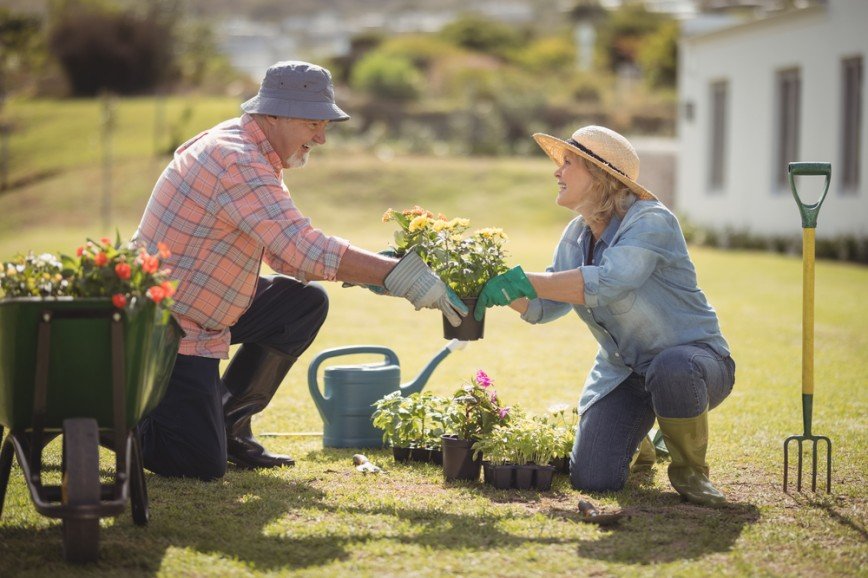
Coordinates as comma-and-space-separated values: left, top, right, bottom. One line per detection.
656, 409, 726, 506
629, 434, 657, 474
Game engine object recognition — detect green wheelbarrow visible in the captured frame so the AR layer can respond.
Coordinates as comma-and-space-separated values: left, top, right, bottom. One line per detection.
0, 298, 183, 563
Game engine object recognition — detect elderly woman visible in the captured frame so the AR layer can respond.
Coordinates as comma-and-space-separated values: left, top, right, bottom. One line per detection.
475, 126, 735, 506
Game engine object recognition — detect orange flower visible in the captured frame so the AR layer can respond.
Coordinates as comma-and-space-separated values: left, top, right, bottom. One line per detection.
146, 285, 166, 303
115, 262, 131, 280
157, 242, 171, 259
160, 280, 176, 298
139, 254, 159, 274
76, 246, 84, 257
100, 237, 111, 245
112, 294, 127, 308
94, 252, 108, 267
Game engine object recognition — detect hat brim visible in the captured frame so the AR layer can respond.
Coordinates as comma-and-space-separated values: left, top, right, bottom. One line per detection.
241, 95, 350, 122
532, 133, 657, 202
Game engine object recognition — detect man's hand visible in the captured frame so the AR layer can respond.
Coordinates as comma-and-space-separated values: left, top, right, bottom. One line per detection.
474, 266, 537, 320
383, 252, 468, 327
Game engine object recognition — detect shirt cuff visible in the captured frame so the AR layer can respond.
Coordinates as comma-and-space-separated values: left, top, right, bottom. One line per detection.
580, 265, 600, 308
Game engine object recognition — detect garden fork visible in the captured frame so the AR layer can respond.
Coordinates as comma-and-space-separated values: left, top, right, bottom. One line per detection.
783, 162, 832, 493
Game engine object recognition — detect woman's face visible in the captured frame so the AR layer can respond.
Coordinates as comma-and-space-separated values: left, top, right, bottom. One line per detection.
554, 151, 595, 212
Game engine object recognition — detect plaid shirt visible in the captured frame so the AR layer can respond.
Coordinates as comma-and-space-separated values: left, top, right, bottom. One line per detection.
134, 114, 349, 358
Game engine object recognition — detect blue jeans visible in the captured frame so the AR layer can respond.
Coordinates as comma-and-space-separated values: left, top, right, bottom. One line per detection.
570, 343, 735, 492
139, 276, 328, 480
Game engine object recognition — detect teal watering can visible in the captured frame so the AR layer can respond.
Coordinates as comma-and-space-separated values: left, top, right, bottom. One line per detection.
308, 339, 466, 448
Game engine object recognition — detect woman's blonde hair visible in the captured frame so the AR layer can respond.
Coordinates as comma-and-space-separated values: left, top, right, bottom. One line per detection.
574, 153, 636, 225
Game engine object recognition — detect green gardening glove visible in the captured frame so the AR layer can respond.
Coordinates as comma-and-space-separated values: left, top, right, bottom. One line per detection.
474, 266, 537, 321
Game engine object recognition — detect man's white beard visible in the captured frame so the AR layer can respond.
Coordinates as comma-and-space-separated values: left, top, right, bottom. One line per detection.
286, 144, 313, 168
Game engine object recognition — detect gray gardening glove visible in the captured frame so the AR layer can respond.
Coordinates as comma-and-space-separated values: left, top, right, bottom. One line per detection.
383, 252, 468, 327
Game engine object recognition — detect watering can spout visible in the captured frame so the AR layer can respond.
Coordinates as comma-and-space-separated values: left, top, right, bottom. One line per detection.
400, 339, 467, 395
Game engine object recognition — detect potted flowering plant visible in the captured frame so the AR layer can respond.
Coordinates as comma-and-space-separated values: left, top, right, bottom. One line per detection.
546, 403, 579, 475
372, 390, 449, 464
382, 206, 509, 340
441, 369, 511, 481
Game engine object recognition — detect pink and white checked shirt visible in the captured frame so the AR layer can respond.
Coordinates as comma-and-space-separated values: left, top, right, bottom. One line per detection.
134, 114, 349, 358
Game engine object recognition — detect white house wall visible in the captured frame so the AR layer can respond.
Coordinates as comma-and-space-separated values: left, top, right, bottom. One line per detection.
677, 0, 868, 238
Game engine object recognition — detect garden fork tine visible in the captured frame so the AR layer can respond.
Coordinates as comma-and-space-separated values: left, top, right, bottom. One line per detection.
782, 162, 832, 494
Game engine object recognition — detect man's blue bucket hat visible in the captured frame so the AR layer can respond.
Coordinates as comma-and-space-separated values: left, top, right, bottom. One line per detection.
241, 61, 350, 122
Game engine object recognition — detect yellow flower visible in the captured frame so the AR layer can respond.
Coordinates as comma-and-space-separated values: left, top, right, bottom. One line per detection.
432, 219, 450, 232
408, 215, 429, 233
477, 227, 507, 240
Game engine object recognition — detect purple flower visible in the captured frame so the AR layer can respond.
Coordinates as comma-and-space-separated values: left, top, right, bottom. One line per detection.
475, 369, 493, 388
498, 407, 510, 419
489, 392, 498, 404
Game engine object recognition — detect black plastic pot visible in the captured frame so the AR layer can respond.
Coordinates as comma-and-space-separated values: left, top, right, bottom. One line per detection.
535, 465, 556, 491
392, 447, 411, 463
514, 464, 536, 490
410, 447, 432, 463
430, 449, 443, 465
482, 461, 493, 485
441, 435, 482, 481
550, 456, 571, 475
443, 298, 485, 341
492, 464, 516, 490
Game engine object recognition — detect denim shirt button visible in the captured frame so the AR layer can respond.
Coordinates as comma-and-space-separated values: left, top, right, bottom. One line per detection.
614, 352, 621, 358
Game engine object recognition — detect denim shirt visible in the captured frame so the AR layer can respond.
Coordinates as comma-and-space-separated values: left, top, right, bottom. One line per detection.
521, 200, 730, 414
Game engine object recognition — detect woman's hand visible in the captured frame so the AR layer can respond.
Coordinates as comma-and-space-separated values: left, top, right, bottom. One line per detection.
474, 266, 537, 320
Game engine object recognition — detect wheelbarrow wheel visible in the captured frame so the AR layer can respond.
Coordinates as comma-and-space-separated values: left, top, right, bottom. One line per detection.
129, 431, 149, 526
61, 418, 101, 564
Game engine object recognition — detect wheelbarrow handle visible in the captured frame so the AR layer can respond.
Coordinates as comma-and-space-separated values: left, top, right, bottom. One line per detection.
787, 162, 831, 229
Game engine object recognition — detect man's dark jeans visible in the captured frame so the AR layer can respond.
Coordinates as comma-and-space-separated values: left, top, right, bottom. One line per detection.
138, 275, 328, 480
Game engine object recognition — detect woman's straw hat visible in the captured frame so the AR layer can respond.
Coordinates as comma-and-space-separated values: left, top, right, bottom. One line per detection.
533, 126, 657, 201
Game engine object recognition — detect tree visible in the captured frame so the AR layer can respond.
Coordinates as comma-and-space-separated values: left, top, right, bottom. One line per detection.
47, 1, 177, 95
440, 14, 526, 60
0, 9, 44, 100
638, 20, 679, 89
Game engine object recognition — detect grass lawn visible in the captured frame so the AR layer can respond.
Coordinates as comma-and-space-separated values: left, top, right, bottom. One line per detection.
0, 99, 866, 577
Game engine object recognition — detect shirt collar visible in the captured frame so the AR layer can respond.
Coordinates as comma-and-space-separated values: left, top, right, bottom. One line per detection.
241, 113, 284, 175
599, 214, 622, 247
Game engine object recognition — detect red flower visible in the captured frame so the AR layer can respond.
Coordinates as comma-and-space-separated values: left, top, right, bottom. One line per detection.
160, 280, 176, 298
94, 252, 108, 267
157, 242, 171, 259
112, 294, 127, 308
147, 285, 166, 303
139, 254, 159, 274
76, 246, 84, 257
100, 237, 111, 245
115, 263, 131, 280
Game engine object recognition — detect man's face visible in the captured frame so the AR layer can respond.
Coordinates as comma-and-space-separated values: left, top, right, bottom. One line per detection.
264, 117, 329, 169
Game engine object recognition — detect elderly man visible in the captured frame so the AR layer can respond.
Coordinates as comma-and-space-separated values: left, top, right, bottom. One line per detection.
133, 61, 466, 480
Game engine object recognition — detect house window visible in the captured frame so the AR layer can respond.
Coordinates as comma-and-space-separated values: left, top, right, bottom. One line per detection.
841, 56, 862, 193
776, 68, 801, 189
709, 80, 728, 190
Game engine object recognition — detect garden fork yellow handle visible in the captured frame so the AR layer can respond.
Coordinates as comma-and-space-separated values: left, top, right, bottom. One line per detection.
801, 227, 815, 397
787, 163, 830, 423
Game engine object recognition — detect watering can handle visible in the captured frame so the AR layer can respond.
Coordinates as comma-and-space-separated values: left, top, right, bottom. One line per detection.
307, 346, 400, 424
788, 162, 831, 229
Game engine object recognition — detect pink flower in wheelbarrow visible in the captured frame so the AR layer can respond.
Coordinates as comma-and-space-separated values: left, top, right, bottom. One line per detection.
498, 407, 510, 420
